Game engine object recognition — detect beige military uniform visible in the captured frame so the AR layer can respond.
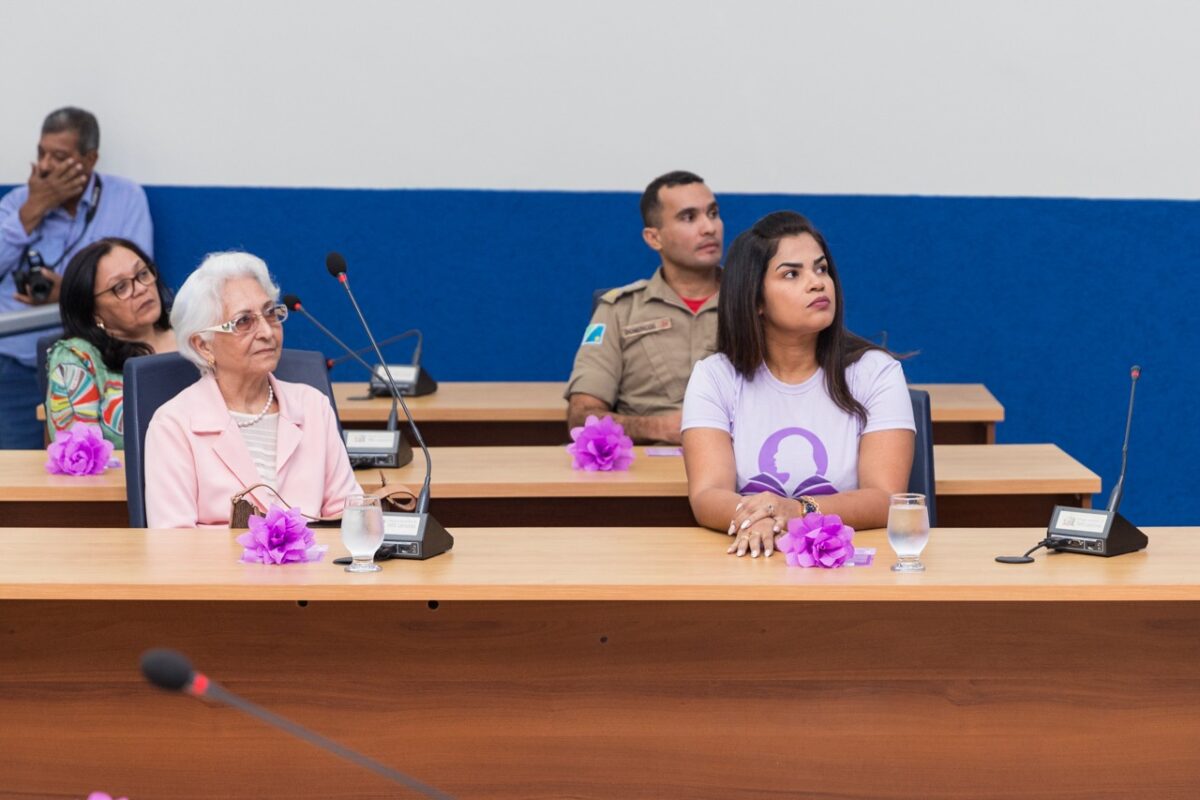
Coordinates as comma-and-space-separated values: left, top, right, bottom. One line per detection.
565, 267, 719, 416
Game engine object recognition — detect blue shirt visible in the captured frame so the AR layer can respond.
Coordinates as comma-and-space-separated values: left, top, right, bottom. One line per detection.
0, 171, 154, 365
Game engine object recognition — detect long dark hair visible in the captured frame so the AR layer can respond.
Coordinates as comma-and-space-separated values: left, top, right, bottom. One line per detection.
59, 237, 172, 372
717, 211, 885, 425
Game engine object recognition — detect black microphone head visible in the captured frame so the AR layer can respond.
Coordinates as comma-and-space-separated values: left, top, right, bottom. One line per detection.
326, 252, 348, 277
282, 293, 302, 311
141, 648, 194, 692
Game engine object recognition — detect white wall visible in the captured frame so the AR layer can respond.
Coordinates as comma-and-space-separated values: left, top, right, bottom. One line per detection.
1, 0, 1196, 198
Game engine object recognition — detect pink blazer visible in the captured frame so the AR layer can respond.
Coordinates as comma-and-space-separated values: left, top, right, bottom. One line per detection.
144, 373, 362, 528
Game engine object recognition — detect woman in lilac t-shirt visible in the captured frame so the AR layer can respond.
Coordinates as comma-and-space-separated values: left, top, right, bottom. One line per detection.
681, 211, 915, 557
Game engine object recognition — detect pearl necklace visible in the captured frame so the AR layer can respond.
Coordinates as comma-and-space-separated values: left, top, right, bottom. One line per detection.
234, 385, 275, 428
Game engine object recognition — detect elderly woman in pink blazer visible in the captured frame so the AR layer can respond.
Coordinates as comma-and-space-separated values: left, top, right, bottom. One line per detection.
145, 251, 361, 528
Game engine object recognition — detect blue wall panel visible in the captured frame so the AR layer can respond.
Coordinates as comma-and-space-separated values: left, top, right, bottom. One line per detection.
9, 184, 1194, 524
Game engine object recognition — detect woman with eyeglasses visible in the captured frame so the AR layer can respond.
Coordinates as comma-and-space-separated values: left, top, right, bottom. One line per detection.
46, 237, 176, 446
144, 251, 359, 528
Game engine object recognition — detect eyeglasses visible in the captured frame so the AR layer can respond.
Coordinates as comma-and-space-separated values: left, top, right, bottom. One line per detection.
96, 266, 157, 300
201, 304, 289, 335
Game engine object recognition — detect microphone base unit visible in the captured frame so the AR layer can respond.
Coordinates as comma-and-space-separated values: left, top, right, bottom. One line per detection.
1046, 506, 1148, 557
380, 511, 454, 560
369, 364, 438, 397
343, 429, 414, 469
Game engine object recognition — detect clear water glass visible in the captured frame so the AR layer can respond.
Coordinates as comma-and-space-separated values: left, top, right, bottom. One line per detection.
887, 493, 930, 572
341, 494, 384, 573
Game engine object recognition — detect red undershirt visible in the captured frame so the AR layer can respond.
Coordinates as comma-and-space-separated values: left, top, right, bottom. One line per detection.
680, 294, 713, 314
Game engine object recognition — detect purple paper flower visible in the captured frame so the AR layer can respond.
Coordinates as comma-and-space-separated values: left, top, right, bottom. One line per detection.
566, 414, 635, 471
236, 504, 327, 564
45, 424, 115, 476
87, 793, 129, 800
776, 513, 855, 568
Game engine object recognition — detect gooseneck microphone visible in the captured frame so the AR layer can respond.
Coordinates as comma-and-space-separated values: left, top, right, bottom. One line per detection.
326, 253, 452, 560
283, 293, 400, 431
140, 648, 454, 799
284, 293, 412, 469
327, 253, 431, 512
282, 294, 359, 371
1106, 365, 1140, 514
997, 365, 1148, 563
327, 329, 423, 370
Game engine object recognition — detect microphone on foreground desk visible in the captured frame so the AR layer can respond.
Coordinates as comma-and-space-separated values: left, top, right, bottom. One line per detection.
998, 366, 1147, 564
140, 648, 454, 799
283, 293, 413, 469
326, 252, 453, 561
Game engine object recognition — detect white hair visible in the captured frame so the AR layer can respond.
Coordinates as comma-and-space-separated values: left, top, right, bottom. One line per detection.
171, 251, 281, 375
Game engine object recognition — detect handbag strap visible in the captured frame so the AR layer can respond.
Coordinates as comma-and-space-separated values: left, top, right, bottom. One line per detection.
375, 471, 418, 512
231, 483, 341, 524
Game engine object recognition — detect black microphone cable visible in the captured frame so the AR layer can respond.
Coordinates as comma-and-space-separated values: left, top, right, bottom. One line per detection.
996, 537, 1056, 565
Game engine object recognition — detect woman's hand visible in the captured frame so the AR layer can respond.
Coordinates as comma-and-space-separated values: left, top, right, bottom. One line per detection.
727, 516, 780, 558
727, 492, 798, 539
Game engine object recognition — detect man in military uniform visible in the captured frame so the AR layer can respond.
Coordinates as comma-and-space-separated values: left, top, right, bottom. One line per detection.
566, 170, 722, 443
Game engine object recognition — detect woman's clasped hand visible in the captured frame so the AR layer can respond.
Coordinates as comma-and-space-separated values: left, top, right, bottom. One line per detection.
726, 493, 801, 558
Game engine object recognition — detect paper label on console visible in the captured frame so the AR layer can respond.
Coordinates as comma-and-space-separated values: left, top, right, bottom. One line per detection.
1056, 509, 1107, 534
345, 430, 397, 449
374, 364, 418, 384
383, 514, 421, 537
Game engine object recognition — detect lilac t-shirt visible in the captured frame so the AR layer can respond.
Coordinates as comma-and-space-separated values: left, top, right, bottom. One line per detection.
681, 350, 915, 497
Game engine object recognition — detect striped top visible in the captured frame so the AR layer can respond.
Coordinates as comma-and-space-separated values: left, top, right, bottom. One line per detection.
230, 412, 279, 486
45, 338, 124, 447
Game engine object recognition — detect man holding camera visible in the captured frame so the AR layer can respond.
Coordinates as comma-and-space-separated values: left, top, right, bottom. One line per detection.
0, 106, 153, 448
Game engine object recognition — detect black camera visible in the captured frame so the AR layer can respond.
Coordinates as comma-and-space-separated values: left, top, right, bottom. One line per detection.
13, 249, 54, 303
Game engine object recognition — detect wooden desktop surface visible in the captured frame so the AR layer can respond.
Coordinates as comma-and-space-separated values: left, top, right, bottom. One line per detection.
370, 443, 1094, 498
334, 381, 1003, 423
35, 382, 1004, 443
0, 526, 1190, 602
333, 381, 1005, 444
35, 382, 1003, 421
1, 526, 1196, 798
0, 444, 1099, 528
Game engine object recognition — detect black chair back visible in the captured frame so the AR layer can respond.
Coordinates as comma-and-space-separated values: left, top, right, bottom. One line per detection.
35, 332, 63, 399
907, 388, 937, 526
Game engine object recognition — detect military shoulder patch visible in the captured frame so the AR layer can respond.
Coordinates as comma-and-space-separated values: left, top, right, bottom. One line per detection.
581, 323, 606, 345
598, 279, 649, 304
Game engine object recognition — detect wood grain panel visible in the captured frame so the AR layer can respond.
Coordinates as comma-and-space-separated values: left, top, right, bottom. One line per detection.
1, 528, 1197, 603
333, 382, 1004, 426
0, 444, 1101, 529
2, 599, 1198, 798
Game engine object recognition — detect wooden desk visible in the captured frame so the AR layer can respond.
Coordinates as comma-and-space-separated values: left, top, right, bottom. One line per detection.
1, 526, 1196, 798
366, 443, 1096, 527
0, 444, 1098, 529
333, 381, 1005, 445
34, 382, 1005, 445
910, 382, 1004, 443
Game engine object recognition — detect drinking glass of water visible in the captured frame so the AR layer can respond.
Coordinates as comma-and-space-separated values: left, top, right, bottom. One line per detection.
887, 493, 930, 572
341, 494, 384, 573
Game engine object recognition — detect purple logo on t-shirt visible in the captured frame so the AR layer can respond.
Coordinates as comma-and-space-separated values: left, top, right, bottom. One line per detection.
740, 427, 837, 498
